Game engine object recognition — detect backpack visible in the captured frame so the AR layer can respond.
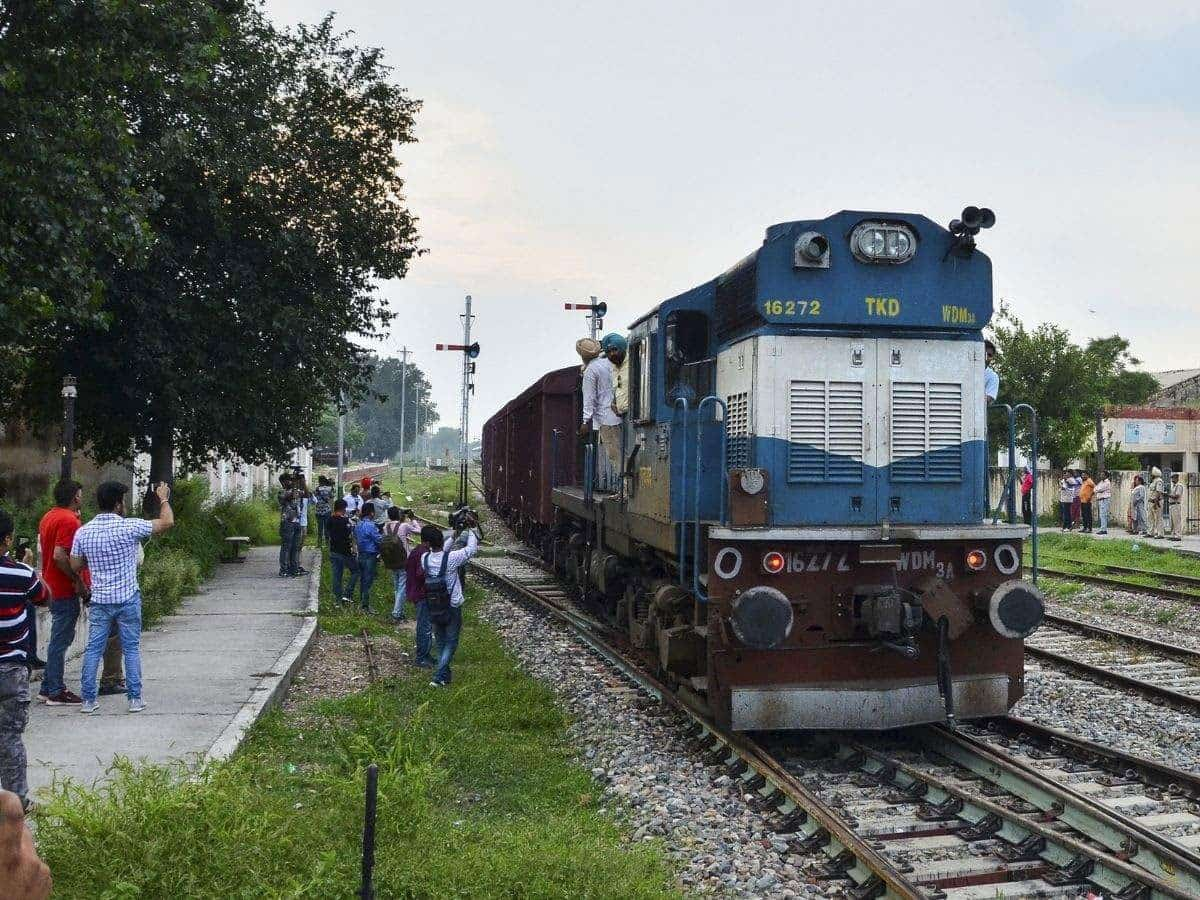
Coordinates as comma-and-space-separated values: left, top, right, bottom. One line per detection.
379, 526, 407, 570
422, 549, 453, 624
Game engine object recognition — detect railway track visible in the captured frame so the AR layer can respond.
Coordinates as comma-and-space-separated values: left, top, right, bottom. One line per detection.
1025, 613, 1200, 713
1030, 563, 1200, 605
472, 553, 1200, 899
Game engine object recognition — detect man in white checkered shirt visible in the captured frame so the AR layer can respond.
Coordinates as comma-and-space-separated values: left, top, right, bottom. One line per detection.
70, 481, 175, 713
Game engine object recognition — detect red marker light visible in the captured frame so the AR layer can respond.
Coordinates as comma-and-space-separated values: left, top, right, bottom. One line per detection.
966, 549, 987, 571
762, 551, 786, 575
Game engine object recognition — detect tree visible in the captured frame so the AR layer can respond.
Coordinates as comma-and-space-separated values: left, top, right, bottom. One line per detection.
10, 5, 421, 483
989, 303, 1155, 468
0, 1, 207, 391
315, 405, 365, 452
353, 356, 439, 460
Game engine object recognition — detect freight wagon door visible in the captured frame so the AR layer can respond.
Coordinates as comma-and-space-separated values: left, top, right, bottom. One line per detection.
876, 338, 985, 524
766, 335, 879, 525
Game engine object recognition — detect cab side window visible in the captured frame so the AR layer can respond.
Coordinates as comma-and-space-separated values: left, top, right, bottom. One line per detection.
630, 339, 651, 422
664, 311, 713, 403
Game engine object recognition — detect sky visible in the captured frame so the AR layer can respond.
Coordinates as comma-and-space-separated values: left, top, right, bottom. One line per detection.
266, 0, 1200, 438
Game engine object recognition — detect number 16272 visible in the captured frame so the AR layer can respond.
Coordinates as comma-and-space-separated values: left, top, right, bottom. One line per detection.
763, 299, 821, 317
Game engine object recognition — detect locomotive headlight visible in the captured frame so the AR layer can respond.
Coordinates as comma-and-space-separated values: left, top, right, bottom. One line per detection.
965, 549, 987, 571
850, 222, 917, 264
762, 551, 786, 575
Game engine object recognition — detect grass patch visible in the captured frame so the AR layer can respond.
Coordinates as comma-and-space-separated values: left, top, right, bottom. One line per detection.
1036, 533, 1200, 580
34, 541, 678, 898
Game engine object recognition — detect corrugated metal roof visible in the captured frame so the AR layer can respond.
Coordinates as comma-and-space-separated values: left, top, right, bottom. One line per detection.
1152, 368, 1200, 390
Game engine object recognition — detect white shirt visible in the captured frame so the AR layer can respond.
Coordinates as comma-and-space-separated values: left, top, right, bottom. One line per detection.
344, 493, 363, 516
421, 531, 479, 607
582, 357, 621, 428
298, 497, 309, 527
984, 366, 999, 402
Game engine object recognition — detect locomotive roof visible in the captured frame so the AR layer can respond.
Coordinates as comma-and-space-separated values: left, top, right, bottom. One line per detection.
629, 210, 992, 336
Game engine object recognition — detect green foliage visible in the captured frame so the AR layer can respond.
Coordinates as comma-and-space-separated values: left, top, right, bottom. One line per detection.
1038, 532, 1200, 580
989, 303, 1154, 467
315, 404, 366, 451
34, 587, 678, 899
8, 5, 421, 478
352, 355, 439, 461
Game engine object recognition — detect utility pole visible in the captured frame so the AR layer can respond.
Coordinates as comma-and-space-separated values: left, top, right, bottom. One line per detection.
1095, 410, 1106, 474
397, 346, 409, 483
336, 391, 346, 494
414, 384, 424, 470
436, 295, 479, 507
60, 375, 77, 481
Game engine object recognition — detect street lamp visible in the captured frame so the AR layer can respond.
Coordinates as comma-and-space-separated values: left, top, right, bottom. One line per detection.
60, 375, 78, 481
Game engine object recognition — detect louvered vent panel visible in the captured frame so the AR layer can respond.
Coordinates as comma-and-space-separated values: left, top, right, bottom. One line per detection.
726, 392, 751, 468
788, 380, 863, 483
927, 383, 963, 481
890, 381, 963, 482
826, 382, 864, 482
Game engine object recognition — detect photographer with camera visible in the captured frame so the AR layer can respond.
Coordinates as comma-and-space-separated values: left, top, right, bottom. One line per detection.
420, 508, 481, 687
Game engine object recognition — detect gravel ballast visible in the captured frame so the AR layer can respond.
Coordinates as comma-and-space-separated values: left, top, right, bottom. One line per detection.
478, 590, 848, 899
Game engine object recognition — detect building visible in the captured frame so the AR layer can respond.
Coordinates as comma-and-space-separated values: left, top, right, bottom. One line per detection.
1100, 369, 1200, 475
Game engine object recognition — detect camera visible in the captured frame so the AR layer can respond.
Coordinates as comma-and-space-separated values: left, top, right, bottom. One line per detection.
448, 506, 480, 531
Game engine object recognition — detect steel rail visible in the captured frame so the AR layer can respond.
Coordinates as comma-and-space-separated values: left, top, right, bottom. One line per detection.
471, 555, 925, 900
1029, 565, 1200, 604
837, 736, 1197, 899
1039, 555, 1200, 590
989, 716, 1200, 801
914, 725, 1200, 896
1043, 612, 1200, 666
1024, 643, 1200, 714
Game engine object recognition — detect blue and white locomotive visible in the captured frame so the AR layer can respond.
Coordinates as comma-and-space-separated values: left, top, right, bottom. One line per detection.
484, 207, 1045, 731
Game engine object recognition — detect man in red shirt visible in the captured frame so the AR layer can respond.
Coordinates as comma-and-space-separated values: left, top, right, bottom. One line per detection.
37, 480, 93, 705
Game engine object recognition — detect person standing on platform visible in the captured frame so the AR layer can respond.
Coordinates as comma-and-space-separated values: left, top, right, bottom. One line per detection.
1058, 472, 1074, 531
35, 480, 90, 706
327, 499, 358, 603
1093, 472, 1113, 535
353, 502, 381, 611
1079, 471, 1095, 533
1148, 467, 1165, 538
1130, 475, 1148, 535
70, 481, 174, 714
1168, 473, 1185, 541
1069, 470, 1082, 528
1020, 468, 1034, 525
277, 475, 303, 578
1, 508, 50, 812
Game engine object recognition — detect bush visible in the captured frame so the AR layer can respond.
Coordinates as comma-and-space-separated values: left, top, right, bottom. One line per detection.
139, 549, 203, 628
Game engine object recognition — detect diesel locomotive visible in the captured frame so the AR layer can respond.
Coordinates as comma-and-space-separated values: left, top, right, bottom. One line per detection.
482, 208, 1044, 731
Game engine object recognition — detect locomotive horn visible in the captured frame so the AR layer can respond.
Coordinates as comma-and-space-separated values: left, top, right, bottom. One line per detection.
960, 206, 983, 230
977, 207, 996, 228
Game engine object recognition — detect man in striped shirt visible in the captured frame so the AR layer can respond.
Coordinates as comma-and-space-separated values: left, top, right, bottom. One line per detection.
1, 507, 50, 812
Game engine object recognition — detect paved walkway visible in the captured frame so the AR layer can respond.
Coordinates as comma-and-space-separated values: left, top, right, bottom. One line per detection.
25, 546, 318, 797
1041, 525, 1200, 557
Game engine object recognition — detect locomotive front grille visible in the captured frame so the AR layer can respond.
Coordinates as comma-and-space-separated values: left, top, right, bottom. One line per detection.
788, 379, 864, 483
890, 380, 963, 482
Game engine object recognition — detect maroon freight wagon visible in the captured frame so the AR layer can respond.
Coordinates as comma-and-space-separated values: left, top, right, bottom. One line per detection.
481, 366, 581, 543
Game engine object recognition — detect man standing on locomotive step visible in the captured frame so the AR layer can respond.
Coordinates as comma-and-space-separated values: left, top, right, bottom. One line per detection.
579, 335, 623, 493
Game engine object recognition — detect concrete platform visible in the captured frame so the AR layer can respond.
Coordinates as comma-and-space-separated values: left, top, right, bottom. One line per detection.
24, 546, 318, 797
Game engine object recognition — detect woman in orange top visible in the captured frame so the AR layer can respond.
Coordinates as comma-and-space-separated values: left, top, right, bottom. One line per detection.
1079, 472, 1096, 533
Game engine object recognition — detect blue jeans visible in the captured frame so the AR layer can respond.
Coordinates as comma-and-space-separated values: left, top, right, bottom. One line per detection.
330, 552, 358, 601
81, 595, 143, 702
41, 597, 81, 696
359, 554, 379, 609
433, 605, 463, 684
316, 513, 331, 547
414, 601, 433, 665
1098, 498, 1110, 532
391, 570, 408, 619
279, 521, 302, 574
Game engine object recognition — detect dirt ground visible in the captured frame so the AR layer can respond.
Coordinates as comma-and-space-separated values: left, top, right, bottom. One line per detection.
284, 625, 415, 709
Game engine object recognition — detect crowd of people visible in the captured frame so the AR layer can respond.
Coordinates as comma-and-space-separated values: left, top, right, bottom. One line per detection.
286, 474, 482, 688
1, 477, 175, 826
